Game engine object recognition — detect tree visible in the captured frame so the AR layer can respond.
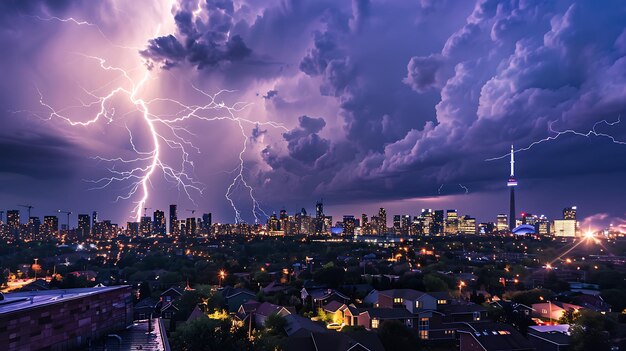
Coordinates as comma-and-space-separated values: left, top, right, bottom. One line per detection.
423, 274, 448, 292
569, 311, 614, 351
313, 266, 345, 288
170, 317, 252, 351
377, 320, 422, 351
558, 308, 579, 325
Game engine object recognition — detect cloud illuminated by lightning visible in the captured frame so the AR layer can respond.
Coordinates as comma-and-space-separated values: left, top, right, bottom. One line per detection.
486, 117, 625, 162
24, 14, 287, 224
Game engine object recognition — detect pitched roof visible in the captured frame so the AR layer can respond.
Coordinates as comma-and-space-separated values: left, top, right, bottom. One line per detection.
378, 289, 426, 300
365, 308, 415, 319
255, 302, 292, 317
160, 286, 184, 297
284, 314, 326, 336
458, 322, 534, 351
283, 331, 384, 351
323, 300, 347, 313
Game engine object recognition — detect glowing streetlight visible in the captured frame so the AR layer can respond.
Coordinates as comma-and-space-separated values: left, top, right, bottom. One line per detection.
458, 281, 466, 296
218, 270, 226, 288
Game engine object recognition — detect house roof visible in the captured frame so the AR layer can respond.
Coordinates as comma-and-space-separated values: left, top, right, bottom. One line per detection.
378, 289, 426, 300
307, 289, 350, 301
283, 331, 384, 351
528, 325, 571, 346
221, 286, 256, 299
427, 291, 453, 301
284, 314, 326, 336
135, 297, 158, 309
365, 307, 416, 320
160, 286, 184, 297
255, 302, 292, 317
323, 300, 347, 313
458, 322, 534, 351
439, 302, 487, 314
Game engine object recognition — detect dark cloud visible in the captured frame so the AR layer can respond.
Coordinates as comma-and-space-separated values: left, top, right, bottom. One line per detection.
262, 89, 278, 100
141, 0, 252, 70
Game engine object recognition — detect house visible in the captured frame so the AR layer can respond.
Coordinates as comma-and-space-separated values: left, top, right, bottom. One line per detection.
254, 302, 293, 327
366, 308, 419, 329
343, 306, 371, 328
457, 322, 535, 351
284, 331, 385, 351
221, 286, 256, 312
262, 281, 287, 295
438, 302, 488, 323
186, 305, 206, 322
284, 314, 326, 336
489, 300, 533, 318
323, 300, 349, 323
234, 300, 261, 327
160, 286, 184, 303
301, 288, 350, 309
376, 289, 437, 312
161, 301, 179, 320
133, 297, 158, 320
531, 301, 582, 321
528, 324, 571, 351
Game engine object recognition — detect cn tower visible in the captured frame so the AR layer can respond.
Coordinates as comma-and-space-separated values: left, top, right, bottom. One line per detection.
507, 145, 518, 231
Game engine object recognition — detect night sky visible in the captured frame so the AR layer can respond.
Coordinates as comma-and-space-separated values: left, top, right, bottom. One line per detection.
1, 0, 626, 229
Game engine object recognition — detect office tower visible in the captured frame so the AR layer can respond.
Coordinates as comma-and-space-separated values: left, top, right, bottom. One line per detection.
432, 210, 444, 235
7, 210, 20, 237
153, 210, 166, 236
419, 209, 433, 235
78, 214, 91, 238
553, 219, 576, 237
496, 214, 508, 232
279, 209, 288, 231
202, 213, 212, 232
314, 201, 325, 234
393, 215, 401, 233
43, 216, 59, 237
169, 204, 178, 235
378, 208, 387, 235
563, 206, 577, 220
92, 211, 98, 227
28, 217, 41, 239
400, 215, 411, 235
536, 215, 550, 236
140, 216, 152, 236
459, 215, 477, 235
343, 215, 356, 235
507, 145, 518, 231
445, 210, 459, 235
185, 217, 196, 237
268, 213, 279, 231
127, 222, 139, 236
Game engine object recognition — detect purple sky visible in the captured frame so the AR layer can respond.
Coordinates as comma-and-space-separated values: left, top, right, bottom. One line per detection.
1, 0, 626, 230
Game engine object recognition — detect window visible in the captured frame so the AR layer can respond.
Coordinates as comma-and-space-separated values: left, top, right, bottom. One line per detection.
393, 297, 403, 304
445, 330, 455, 335
415, 301, 422, 308
473, 312, 481, 321
371, 318, 379, 329
164, 312, 172, 319
418, 317, 429, 339
437, 299, 447, 305
542, 309, 548, 314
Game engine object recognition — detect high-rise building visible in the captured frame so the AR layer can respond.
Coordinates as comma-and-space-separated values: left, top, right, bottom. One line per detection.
92, 211, 98, 227
78, 214, 91, 238
169, 204, 178, 235
445, 210, 459, 235
153, 210, 166, 236
496, 214, 508, 232
459, 215, 477, 235
43, 216, 59, 237
127, 222, 139, 236
202, 213, 212, 233
432, 210, 444, 235
185, 217, 196, 237
553, 219, 576, 237
28, 217, 41, 239
536, 215, 550, 236
140, 216, 152, 236
378, 208, 387, 235
343, 215, 356, 235
563, 206, 577, 220
393, 215, 402, 233
400, 215, 411, 235
6, 210, 20, 237
315, 201, 324, 234
507, 145, 518, 231
419, 209, 433, 235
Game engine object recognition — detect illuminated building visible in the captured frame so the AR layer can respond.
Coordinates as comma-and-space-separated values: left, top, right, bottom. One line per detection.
202, 213, 212, 234
401, 215, 411, 235
378, 208, 387, 235
169, 204, 178, 236
419, 209, 433, 235
77, 214, 91, 238
393, 215, 401, 233
496, 214, 508, 232
27, 217, 41, 240
140, 216, 152, 236
459, 215, 477, 235
153, 210, 166, 236
315, 201, 324, 234
185, 217, 196, 237
127, 221, 139, 236
343, 215, 356, 235
43, 216, 59, 237
92, 211, 98, 228
553, 219, 576, 237
563, 206, 577, 220
507, 145, 518, 231
432, 210, 444, 235
445, 210, 459, 235
536, 215, 550, 236
7, 210, 20, 236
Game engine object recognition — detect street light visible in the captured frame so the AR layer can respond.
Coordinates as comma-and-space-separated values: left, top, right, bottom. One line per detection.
218, 270, 226, 288
458, 281, 466, 297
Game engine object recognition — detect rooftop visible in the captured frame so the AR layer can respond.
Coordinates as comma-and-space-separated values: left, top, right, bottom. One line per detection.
0, 285, 129, 315
86, 318, 170, 351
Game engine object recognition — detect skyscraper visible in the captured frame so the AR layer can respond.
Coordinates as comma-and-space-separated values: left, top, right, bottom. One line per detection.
43, 216, 59, 237
153, 210, 166, 236
92, 211, 98, 227
169, 204, 178, 235
78, 214, 91, 238
140, 216, 152, 236
315, 200, 324, 234
432, 210, 444, 235
7, 210, 20, 237
445, 210, 459, 235
563, 206, 577, 220
202, 213, 212, 234
378, 207, 387, 235
507, 145, 518, 231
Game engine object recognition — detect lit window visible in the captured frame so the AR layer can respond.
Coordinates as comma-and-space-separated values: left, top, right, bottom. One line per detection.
419, 330, 429, 339
394, 297, 403, 304
437, 299, 447, 305
473, 312, 481, 321
542, 309, 548, 314
371, 319, 379, 329
415, 301, 422, 308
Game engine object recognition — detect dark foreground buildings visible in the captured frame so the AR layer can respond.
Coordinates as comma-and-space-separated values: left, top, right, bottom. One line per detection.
0, 286, 132, 351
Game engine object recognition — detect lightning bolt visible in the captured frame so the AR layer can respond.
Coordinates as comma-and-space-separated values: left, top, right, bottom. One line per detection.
486, 117, 625, 161
23, 15, 287, 224
458, 184, 469, 194
438, 184, 444, 195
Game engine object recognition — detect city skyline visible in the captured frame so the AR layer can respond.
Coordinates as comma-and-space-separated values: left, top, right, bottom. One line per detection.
1, 1, 625, 229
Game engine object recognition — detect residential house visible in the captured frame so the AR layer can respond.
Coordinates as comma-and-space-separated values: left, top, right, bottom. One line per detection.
254, 301, 293, 327
160, 286, 184, 304
134, 297, 158, 320
528, 325, 571, 351
531, 301, 582, 321
301, 288, 350, 309
457, 322, 535, 351
284, 331, 385, 351
376, 289, 437, 312
221, 286, 256, 312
